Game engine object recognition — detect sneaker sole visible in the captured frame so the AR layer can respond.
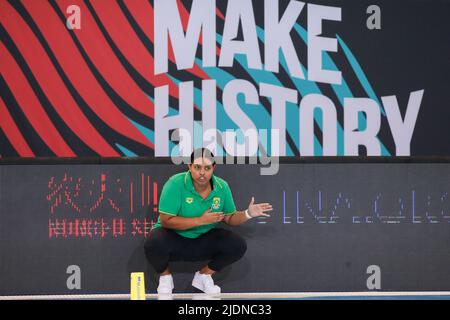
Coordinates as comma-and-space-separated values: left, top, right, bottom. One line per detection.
192, 277, 221, 294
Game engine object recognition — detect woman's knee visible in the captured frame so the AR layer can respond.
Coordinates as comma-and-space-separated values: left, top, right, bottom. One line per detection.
226, 233, 247, 258
144, 228, 170, 257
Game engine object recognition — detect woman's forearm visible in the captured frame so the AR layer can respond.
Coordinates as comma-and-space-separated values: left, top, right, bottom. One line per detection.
160, 215, 202, 230
225, 211, 250, 226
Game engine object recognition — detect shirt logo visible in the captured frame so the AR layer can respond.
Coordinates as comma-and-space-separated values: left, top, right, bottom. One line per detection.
185, 197, 194, 204
211, 197, 221, 210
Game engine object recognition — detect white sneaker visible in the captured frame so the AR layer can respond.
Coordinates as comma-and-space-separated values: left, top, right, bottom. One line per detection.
192, 271, 221, 294
157, 274, 174, 294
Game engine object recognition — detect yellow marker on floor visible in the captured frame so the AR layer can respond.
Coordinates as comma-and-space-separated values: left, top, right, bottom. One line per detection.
130, 272, 146, 300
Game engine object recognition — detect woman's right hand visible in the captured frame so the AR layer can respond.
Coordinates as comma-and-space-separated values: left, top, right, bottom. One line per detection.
197, 209, 224, 225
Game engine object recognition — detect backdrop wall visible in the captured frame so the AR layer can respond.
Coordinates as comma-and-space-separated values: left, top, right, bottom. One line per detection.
1, 161, 449, 294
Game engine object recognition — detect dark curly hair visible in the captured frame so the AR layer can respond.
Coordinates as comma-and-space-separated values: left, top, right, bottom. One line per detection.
190, 148, 216, 166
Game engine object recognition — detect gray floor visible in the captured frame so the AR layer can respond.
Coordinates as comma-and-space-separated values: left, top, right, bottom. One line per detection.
1, 291, 450, 300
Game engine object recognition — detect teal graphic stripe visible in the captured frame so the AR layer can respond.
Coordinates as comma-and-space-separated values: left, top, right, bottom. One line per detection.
115, 143, 137, 157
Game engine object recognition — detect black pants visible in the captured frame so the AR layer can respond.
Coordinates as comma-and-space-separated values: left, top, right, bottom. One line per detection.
144, 227, 247, 273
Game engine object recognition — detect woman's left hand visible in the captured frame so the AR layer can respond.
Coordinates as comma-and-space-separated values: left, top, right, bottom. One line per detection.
247, 197, 273, 218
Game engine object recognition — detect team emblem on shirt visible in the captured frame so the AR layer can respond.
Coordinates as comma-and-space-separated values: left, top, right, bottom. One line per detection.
212, 197, 221, 210
185, 197, 193, 204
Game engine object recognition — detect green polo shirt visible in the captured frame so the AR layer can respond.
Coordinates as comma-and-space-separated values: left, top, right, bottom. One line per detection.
153, 171, 237, 238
